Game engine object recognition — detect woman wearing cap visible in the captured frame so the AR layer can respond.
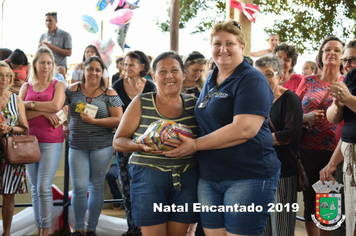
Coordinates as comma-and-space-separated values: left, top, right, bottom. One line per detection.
164, 20, 280, 236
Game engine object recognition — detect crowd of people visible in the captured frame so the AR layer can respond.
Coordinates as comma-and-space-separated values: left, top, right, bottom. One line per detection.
0, 10, 356, 236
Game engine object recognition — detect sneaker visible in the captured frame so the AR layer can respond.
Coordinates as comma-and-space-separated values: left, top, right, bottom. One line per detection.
121, 232, 142, 236
86, 232, 97, 236
72, 232, 84, 236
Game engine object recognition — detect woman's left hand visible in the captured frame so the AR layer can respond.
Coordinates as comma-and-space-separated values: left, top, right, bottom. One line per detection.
163, 133, 196, 158
330, 82, 351, 104
80, 112, 95, 124
0, 124, 11, 136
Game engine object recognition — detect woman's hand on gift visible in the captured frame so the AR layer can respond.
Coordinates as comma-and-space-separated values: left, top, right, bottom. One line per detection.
163, 133, 196, 158
140, 144, 163, 154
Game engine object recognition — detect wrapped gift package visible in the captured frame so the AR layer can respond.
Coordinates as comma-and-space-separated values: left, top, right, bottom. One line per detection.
133, 120, 194, 151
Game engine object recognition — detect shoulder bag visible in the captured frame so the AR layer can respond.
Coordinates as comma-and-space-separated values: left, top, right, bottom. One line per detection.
1, 125, 41, 165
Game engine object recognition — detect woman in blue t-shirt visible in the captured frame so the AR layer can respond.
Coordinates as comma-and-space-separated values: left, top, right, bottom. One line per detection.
164, 20, 281, 236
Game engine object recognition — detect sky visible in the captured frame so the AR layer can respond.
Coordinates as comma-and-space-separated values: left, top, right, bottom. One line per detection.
0, 0, 317, 75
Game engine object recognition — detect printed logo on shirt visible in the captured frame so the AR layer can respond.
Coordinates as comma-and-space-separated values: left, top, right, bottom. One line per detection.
215, 92, 228, 98
311, 180, 345, 231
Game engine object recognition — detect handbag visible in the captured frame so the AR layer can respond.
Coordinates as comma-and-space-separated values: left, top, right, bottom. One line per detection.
268, 116, 309, 192
1, 125, 41, 165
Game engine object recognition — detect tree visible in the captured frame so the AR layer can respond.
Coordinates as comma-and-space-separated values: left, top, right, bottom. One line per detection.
157, 0, 356, 53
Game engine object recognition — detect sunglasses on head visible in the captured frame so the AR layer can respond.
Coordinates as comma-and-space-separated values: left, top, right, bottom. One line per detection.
218, 20, 242, 31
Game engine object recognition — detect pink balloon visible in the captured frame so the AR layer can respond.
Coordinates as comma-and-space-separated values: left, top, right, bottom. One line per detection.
109, 9, 133, 25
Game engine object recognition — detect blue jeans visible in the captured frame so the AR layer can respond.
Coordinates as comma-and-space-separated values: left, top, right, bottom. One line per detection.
69, 146, 113, 231
27, 142, 63, 228
198, 170, 280, 235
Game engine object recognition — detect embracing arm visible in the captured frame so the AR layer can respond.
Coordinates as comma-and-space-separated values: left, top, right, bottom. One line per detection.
113, 97, 155, 153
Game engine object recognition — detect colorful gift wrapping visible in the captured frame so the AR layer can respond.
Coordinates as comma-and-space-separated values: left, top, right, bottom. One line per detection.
133, 120, 194, 151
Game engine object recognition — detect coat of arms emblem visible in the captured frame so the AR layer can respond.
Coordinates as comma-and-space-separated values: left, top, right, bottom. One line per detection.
311, 180, 346, 230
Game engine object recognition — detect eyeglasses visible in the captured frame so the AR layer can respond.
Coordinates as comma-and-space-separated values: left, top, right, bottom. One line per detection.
264, 71, 278, 79
198, 87, 218, 109
341, 57, 356, 65
0, 73, 12, 80
218, 20, 242, 31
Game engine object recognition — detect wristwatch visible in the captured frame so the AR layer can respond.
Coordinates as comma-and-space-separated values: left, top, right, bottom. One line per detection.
30, 102, 35, 109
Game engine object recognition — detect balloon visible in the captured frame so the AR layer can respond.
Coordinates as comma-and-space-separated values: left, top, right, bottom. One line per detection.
96, 0, 110, 11
109, 9, 133, 25
81, 15, 99, 33
115, 21, 131, 51
114, 0, 140, 10
92, 38, 115, 67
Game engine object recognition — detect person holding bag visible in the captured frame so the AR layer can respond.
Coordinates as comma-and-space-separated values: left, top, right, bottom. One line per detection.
0, 61, 29, 236
255, 55, 303, 236
19, 46, 66, 236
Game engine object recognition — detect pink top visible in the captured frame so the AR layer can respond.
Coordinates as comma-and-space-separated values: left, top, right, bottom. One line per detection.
282, 74, 303, 93
25, 80, 63, 143
4, 59, 27, 81
296, 75, 344, 151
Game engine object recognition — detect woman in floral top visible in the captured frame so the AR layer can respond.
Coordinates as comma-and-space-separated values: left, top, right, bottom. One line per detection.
0, 61, 29, 236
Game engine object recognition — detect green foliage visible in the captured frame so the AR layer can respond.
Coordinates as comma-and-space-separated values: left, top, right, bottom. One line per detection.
157, 0, 225, 35
157, 0, 356, 54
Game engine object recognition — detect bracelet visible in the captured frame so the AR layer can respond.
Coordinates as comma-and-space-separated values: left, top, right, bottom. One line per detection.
192, 140, 197, 154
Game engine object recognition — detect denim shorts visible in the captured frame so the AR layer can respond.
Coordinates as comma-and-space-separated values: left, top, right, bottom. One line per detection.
197, 170, 280, 235
129, 164, 199, 226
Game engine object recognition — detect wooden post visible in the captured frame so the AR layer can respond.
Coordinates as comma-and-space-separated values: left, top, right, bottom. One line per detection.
170, 0, 179, 52
227, 0, 252, 57
101, 20, 103, 40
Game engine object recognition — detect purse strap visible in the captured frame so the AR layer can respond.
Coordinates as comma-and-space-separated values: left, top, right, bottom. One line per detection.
268, 115, 299, 160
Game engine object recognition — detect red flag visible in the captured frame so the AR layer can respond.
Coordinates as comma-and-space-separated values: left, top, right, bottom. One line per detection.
230, 0, 260, 22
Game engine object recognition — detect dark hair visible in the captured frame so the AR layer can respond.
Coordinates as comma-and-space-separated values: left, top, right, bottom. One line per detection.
273, 43, 298, 74
45, 12, 57, 21
125, 51, 150, 77
82, 56, 106, 88
82, 45, 101, 62
115, 57, 124, 64
345, 39, 356, 51
316, 35, 344, 70
152, 51, 185, 74
8, 49, 28, 66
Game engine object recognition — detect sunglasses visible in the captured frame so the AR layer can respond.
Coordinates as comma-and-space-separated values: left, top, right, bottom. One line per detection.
218, 20, 242, 31
198, 87, 218, 109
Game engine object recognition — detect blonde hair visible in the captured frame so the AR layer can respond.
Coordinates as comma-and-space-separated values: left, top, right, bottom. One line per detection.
28, 46, 55, 85
210, 20, 245, 46
0, 61, 14, 88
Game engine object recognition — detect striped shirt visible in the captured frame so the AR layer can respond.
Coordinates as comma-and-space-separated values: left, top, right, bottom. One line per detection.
65, 84, 124, 150
129, 92, 199, 190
